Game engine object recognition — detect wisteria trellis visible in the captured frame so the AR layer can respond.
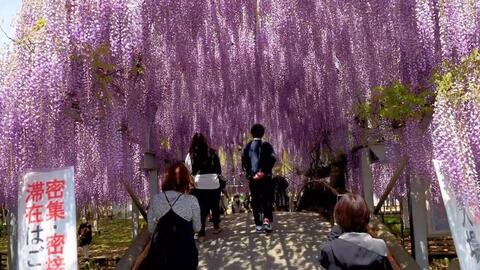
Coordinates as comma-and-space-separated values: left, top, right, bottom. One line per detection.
0, 0, 479, 210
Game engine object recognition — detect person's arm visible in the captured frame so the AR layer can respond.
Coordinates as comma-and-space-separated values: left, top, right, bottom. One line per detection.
319, 226, 342, 268
87, 225, 92, 237
260, 143, 276, 174
191, 196, 201, 232
269, 145, 277, 171
241, 145, 249, 173
327, 225, 343, 241
185, 153, 192, 174
213, 152, 222, 175
319, 244, 333, 268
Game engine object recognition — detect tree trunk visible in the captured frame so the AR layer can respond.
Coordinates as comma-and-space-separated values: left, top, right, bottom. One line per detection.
329, 153, 347, 193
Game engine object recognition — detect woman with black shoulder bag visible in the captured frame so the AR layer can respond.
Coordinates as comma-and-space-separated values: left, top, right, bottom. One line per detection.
185, 133, 223, 241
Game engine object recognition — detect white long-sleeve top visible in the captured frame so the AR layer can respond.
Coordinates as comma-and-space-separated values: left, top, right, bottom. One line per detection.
185, 153, 220, 190
147, 191, 201, 233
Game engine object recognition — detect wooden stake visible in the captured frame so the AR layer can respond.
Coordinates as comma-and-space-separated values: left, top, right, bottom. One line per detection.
374, 155, 409, 215
123, 182, 148, 220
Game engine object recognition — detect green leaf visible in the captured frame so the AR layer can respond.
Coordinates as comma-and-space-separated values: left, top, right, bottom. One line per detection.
32, 18, 47, 32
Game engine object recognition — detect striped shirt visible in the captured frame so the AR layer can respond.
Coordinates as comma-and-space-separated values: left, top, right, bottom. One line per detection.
147, 191, 201, 233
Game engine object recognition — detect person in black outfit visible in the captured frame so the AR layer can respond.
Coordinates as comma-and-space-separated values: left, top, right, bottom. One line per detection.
242, 124, 277, 233
185, 133, 223, 240
243, 193, 252, 212
320, 193, 393, 270
78, 217, 92, 260
231, 194, 246, 213
272, 175, 289, 211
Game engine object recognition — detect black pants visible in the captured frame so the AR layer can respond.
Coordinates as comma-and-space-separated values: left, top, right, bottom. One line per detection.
249, 177, 274, 226
192, 189, 221, 234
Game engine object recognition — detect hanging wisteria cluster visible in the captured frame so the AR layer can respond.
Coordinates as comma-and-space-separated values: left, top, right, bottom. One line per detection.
0, 0, 479, 208
431, 50, 480, 214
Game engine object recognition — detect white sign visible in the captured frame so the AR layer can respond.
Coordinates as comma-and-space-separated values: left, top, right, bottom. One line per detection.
17, 167, 78, 270
433, 160, 480, 269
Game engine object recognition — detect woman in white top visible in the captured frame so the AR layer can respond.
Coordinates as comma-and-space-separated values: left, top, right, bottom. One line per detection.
145, 162, 201, 269
185, 133, 222, 240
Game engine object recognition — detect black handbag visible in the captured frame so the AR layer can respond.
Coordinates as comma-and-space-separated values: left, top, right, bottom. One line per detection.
218, 175, 227, 190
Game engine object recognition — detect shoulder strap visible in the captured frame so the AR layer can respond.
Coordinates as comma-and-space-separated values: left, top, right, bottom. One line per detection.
164, 192, 183, 209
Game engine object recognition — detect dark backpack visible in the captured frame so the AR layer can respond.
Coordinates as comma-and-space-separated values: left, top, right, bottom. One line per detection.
140, 193, 198, 270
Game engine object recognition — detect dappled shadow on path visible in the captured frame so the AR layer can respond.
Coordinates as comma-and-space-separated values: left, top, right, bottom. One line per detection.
198, 212, 331, 270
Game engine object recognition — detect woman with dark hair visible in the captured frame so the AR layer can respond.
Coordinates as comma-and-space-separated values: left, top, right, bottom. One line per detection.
185, 133, 222, 240
320, 193, 393, 270
144, 162, 201, 269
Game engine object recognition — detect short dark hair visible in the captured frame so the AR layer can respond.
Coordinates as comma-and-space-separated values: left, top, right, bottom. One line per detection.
251, 124, 265, 138
334, 193, 370, 232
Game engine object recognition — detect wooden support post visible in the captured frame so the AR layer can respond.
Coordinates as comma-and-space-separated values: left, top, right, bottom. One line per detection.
406, 174, 416, 259
131, 201, 139, 239
93, 204, 99, 233
360, 147, 374, 210
410, 177, 429, 269
147, 167, 158, 200
144, 127, 158, 201
374, 156, 409, 215
399, 200, 405, 244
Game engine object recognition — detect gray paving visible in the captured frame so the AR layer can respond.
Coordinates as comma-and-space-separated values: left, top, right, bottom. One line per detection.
197, 212, 331, 270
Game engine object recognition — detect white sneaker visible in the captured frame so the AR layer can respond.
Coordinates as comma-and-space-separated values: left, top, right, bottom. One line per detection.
255, 225, 263, 233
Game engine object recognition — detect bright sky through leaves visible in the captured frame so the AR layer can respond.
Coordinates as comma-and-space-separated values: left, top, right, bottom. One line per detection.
0, 0, 21, 47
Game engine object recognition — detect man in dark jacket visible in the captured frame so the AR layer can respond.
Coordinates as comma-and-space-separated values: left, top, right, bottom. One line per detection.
242, 124, 276, 232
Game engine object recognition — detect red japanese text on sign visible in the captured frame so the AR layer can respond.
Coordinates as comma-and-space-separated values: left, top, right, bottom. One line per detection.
26, 181, 44, 203
46, 256, 64, 270
46, 201, 65, 221
26, 204, 43, 224
47, 234, 65, 255
46, 179, 66, 200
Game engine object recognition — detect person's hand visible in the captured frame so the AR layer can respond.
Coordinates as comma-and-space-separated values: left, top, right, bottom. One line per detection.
253, 172, 265, 180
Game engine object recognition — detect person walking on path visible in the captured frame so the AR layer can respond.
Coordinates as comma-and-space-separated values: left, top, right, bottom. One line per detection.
78, 217, 93, 260
272, 175, 289, 211
144, 162, 201, 270
319, 193, 393, 270
185, 133, 223, 240
242, 124, 277, 233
